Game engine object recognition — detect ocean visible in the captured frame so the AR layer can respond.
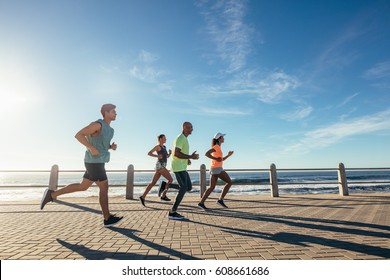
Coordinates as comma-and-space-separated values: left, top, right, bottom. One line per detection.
1, 169, 390, 201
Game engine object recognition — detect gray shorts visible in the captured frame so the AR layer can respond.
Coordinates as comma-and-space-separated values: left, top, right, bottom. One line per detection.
210, 167, 223, 175
155, 162, 167, 170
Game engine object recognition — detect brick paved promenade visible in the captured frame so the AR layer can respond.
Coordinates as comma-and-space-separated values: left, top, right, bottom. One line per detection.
1, 193, 389, 260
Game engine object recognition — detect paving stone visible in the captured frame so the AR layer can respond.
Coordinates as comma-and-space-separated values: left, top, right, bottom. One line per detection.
0, 194, 389, 260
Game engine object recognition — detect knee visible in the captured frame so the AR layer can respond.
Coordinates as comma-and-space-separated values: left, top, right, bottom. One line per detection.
80, 185, 90, 191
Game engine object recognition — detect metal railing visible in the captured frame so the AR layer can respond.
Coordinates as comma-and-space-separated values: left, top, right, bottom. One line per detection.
1, 163, 390, 199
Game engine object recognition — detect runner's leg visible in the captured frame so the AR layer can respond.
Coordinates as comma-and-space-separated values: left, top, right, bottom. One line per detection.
200, 174, 218, 204
171, 171, 189, 213
96, 179, 110, 220
141, 172, 162, 199
159, 168, 173, 197
218, 171, 232, 200
51, 178, 94, 199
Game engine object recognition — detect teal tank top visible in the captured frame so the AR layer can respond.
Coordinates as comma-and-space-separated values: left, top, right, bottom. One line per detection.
84, 119, 114, 163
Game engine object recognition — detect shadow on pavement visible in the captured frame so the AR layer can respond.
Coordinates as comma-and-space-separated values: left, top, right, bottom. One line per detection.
57, 227, 200, 260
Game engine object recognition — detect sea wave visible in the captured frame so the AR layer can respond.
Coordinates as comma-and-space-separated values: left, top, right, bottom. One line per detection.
1, 170, 390, 201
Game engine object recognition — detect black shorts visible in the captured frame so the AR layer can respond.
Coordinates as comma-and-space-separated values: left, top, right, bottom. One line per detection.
83, 163, 108, 182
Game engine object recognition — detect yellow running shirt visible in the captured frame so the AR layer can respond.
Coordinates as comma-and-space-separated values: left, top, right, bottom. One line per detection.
171, 134, 189, 172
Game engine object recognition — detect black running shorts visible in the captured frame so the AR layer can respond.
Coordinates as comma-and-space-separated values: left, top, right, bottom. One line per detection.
83, 162, 108, 182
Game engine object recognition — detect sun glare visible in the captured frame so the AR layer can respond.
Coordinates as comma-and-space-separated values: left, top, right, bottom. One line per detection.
0, 65, 41, 114
0, 87, 28, 113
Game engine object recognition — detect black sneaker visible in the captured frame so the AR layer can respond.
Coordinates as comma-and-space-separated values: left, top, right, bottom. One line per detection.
40, 188, 53, 210
217, 200, 228, 208
104, 214, 124, 228
158, 181, 167, 197
160, 196, 171, 201
168, 212, 184, 220
198, 203, 208, 211
139, 196, 146, 207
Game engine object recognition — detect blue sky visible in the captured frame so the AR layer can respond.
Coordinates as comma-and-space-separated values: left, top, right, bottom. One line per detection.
0, 0, 389, 170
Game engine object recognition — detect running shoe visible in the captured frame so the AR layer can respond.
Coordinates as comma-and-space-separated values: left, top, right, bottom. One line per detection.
158, 181, 167, 197
104, 214, 124, 228
160, 196, 171, 201
139, 196, 146, 207
168, 212, 185, 220
217, 199, 228, 208
40, 188, 53, 210
197, 203, 208, 211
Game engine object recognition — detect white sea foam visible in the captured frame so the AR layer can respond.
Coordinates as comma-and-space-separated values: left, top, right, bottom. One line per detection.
1, 170, 389, 201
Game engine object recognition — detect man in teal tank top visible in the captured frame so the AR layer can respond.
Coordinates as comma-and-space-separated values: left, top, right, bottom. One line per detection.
40, 104, 123, 228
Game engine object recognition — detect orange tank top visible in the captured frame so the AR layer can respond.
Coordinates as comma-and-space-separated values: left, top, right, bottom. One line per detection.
210, 144, 223, 168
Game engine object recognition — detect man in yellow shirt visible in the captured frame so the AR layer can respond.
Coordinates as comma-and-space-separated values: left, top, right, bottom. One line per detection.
168, 122, 199, 220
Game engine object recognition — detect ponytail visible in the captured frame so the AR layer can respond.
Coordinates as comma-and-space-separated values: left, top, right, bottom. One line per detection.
211, 138, 219, 147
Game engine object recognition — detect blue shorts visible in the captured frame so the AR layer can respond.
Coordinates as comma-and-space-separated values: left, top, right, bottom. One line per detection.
83, 162, 108, 182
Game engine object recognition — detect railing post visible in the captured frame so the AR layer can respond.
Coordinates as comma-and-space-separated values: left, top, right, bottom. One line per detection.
200, 164, 206, 197
269, 163, 279, 197
338, 162, 349, 196
49, 164, 59, 191
126, 164, 134, 200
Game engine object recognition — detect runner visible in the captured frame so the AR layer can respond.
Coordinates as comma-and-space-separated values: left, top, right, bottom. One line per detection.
168, 122, 199, 220
40, 104, 123, 228
139, 134, 173, 206
198, 132, 234, 210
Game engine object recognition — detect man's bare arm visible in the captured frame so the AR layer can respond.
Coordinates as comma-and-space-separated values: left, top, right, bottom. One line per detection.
174, 147, 199, 160
75, 122, 101, 156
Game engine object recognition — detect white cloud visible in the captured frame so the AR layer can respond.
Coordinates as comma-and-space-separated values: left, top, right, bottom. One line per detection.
201, 106, 250, 116
256, 72, 300, 103
284, 108, 390, 153
205, 70, 300, 104
315, 20, 369, 70
197, 0, 253, 73
99, 65, 119, 73
281, 105, 313, 122
128, 50, 164, 83
363, 61, 390, 88
138, 50, 159, 64
129, 65, 163, 83
337, 92, 359, 107
363, 61, 390, 79
307, 21, 370, 81
339, 107, 358, 121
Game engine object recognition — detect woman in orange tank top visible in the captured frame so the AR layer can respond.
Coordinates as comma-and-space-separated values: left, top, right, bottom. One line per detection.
198, 132, 234, 210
